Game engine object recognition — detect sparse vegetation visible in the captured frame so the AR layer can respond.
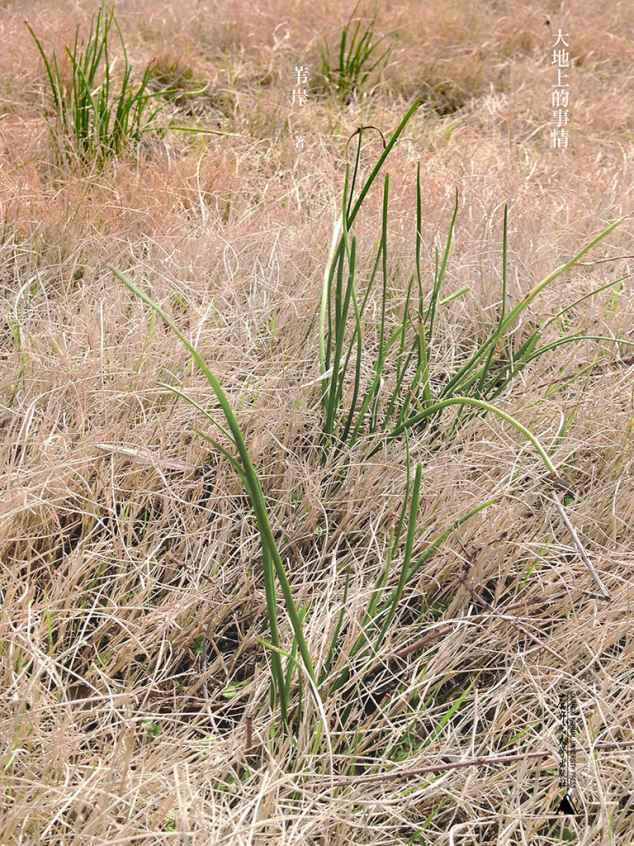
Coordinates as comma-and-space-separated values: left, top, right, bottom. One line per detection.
2, 0, 634, 842
113, 95, 629, 748
26, 4, 164, 166
317, 2, 391, 104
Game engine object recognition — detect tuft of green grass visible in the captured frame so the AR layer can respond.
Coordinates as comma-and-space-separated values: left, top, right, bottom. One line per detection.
317, 100, 626, 472
318, 1, 391, 104
26, 4, 165, 166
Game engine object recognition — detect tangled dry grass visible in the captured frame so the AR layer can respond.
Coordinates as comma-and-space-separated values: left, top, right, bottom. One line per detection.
1, 0, 634, 843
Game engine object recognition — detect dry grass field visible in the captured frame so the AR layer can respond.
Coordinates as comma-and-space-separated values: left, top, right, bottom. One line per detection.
1, 1, 634, 843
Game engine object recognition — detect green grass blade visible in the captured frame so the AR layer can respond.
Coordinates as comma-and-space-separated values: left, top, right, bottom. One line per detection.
375, 463, 423, 647
328, 495, 494, 698
25, 22, 65, 122
425, 189, 458, 343
439, 217, 623, 400
347, 99, 422, 229
370, 173, 391, 432
369, 395, 557, 475
319, 574, 351, 685
193, 429, 246, 481
421, 680, 474, 749
542, 273, 632, 332
111, 267, 317, 713
406, 497, 495, 582
156, 380, 239, 450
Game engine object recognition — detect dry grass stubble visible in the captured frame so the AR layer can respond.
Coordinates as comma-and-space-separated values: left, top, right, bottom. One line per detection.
2, 0, 634, 843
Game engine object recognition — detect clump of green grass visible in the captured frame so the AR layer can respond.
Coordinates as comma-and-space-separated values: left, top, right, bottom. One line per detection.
26, 4, 164, 166
318, 99, 627, 468
112, 98, 629, 744
317, 1, 391, 104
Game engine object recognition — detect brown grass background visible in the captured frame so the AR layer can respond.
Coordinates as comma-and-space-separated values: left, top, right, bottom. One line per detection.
1, 0, 634, 843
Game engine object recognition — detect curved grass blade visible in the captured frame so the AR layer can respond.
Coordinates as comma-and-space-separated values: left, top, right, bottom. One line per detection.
483, 333, 634, 403
542, 273, 632, 332
439, 218, 624, 401
318, 99, 422, 401
425, 189, 458, 341
111, 267, 316, 723
327, 493, 494, 698
368, 395, 557, 475
374, 463, 423, 648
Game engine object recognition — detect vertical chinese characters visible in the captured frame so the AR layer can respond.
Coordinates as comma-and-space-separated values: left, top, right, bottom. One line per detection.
551, 28, 570, 150
292, 64, 310, 152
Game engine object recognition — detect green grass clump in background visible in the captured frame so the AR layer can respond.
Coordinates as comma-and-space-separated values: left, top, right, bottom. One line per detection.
26, 3, 164, 167
317, 1, 391, 104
